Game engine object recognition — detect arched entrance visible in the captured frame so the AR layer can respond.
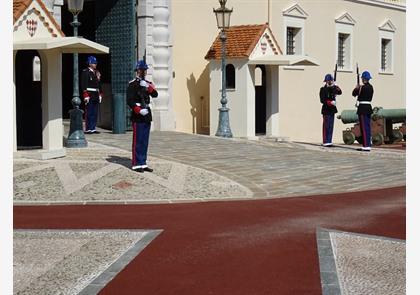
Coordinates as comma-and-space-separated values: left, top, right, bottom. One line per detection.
255, 65, 266, 135
15, 50, 43, 149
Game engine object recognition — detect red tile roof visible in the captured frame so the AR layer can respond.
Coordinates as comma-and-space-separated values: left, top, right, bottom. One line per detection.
13, 0, 32, 23
13, 0, 65, 37
205, 24, 282, 60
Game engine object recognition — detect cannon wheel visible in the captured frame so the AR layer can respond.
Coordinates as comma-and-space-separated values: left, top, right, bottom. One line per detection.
392, 129, 404, 143
343, 132, 355, 145
372, 133, 384, 146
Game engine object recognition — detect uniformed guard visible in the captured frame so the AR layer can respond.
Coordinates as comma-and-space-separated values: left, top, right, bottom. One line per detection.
352, 70, 374, 151
81, 55, 103, 134
319, 73, 342, 146
127, 60, 158, 173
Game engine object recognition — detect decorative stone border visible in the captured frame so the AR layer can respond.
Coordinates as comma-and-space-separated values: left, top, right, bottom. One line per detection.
316, 228, 342, 295
77, 230, 162, 295
316, 227, 405, 295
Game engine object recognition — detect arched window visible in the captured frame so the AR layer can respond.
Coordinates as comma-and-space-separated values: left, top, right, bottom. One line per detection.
226, 64, 235, 89
254, 67, 262, 86
33, 56, 41, 81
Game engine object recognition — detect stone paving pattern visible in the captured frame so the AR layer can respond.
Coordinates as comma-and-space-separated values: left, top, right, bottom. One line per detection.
79, 130, 405, 200
13, 129, 406, 294
14, 141, 252, 204
14, 130, 405, 204
330, 231, 405, 295
14, 230, 148, 295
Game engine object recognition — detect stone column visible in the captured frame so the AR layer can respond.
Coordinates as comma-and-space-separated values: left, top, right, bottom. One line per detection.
151, 0, 175, 131
138, 0, 154, 72
39, 50, 66, 158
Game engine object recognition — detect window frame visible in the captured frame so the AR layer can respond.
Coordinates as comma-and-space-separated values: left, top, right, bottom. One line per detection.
283, 19, 304, 56
283, 16, 305, 70
378, 29, 394, 74
335, 23, 354, 72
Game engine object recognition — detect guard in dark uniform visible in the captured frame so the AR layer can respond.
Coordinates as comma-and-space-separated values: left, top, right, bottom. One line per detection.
352, 71, 374, 151
81, 55, 103, 134
127, 60, 158, 172
319, 74, 342, 146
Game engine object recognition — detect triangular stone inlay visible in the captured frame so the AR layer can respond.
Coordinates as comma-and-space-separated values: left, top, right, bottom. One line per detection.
335, 12, 356, 25
283, 3, 308, 19
379, 19, 396, 32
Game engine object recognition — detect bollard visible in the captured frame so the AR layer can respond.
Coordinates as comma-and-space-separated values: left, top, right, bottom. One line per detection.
112, 93, 126, 134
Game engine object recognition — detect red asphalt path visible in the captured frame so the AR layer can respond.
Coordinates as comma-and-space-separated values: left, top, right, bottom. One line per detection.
14, 186, 405, 295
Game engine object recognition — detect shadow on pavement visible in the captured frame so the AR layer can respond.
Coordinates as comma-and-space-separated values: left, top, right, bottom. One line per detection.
106, 155, 132, 169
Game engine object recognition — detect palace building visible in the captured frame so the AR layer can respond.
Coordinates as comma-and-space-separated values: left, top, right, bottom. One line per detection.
13, 0, 406, 157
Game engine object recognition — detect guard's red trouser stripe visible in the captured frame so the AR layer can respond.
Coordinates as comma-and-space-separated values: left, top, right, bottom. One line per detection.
84, 104, 88, 131
132, 122, 137, 166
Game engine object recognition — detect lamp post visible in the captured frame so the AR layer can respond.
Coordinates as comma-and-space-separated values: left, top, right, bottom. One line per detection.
214, 0, 233, 138
65, 0, 87, 148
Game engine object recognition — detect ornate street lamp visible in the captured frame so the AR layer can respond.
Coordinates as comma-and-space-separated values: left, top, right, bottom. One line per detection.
65, 0, 87, 147
214, 0, 233, 138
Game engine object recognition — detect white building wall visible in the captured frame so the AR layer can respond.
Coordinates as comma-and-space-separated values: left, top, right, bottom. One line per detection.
39, 50, 64, 152
274, 0, 406, 142
172, 0, 405, 143
209, 59, 250, 137
266, 65, 280, 137
245, 64, 256, 138
209, 60, 218, 136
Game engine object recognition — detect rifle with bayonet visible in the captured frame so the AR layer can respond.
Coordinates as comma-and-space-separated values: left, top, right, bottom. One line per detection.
334, 62, 338, 82
354, 63, 361, 107
356, 63, 360, 86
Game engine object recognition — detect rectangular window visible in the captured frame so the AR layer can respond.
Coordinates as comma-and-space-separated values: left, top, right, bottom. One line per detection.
381, 38, 392, 72
337, 33, 350, 69
286, 27, 302, 55
286, 27, 296, 55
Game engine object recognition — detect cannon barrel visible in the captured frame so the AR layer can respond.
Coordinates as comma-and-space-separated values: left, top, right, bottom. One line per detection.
371, 107, 406, 123
337, 107, 406, 124
336, 110, 358, 124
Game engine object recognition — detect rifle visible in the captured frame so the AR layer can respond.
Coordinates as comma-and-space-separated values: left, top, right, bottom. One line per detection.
333, 62, 337, 82
356, 63, 360, 86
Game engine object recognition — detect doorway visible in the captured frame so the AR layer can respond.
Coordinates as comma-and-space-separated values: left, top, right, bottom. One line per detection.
255, 65, 266, 135
15, 50, 43, 149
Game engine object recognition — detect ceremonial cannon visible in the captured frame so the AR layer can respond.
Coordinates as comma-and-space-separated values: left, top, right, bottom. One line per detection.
337, 107, 406, 145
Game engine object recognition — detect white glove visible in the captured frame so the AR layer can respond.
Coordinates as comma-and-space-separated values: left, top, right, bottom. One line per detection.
139, 80, 149, 87
355, 101, 360, 107
139, 108, 149, 116
99, 96, 102, 103
331, 100, 336, 106
84, 97, 90, 104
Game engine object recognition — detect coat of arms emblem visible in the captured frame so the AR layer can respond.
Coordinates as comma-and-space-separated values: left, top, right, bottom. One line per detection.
26, 19, 38, 37
260, 40, 267, 55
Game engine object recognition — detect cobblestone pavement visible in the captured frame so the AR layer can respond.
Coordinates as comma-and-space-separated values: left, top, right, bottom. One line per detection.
13, 127, 405, 204
318, 228, 405, 295
13, 127, 406, 294
13, 229, 159, 295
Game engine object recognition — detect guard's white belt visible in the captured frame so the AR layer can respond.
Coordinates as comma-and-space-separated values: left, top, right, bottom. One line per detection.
86, 88, 99, 92
358, 101, 371, 104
